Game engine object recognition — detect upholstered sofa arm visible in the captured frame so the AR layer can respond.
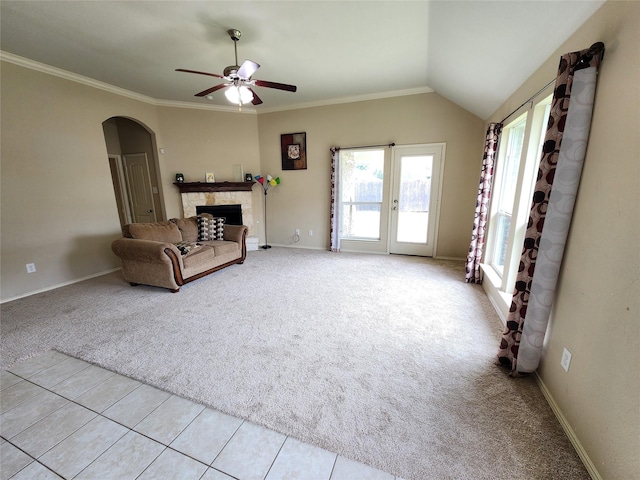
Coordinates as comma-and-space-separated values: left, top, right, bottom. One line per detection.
111, 238, 182, 266
223, 224, 248, 244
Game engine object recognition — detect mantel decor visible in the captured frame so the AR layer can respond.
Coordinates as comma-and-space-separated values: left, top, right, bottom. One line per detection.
281, 132, 307, 170
173, 181, 254, 194
254, 175, 280, 249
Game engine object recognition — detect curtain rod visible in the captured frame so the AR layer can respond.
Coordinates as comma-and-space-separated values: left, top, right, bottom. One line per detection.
335, 142, 395, 151
499, 79, 555, 125
498, 42, 604, 125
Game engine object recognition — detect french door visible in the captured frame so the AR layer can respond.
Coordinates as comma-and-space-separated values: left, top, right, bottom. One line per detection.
388, 144, 444, 256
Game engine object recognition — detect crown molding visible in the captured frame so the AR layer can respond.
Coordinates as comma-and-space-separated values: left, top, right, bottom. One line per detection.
154, 99, 257, 114
0, 51, 159, 104
1, 51, 431, 115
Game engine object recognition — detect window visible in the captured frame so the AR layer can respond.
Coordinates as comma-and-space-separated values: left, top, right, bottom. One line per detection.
489, 115, 527, 275
484, 95, 552, 296
339, 149, 385, 240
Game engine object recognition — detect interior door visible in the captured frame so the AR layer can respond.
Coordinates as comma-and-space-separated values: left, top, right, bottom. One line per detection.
123, 153, 157, 223
389, 144, 444, 256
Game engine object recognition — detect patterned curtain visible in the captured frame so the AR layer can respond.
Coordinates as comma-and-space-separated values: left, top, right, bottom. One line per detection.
465, 123, 503, 283
329, 147, 341, 252
497, 43, 604, 376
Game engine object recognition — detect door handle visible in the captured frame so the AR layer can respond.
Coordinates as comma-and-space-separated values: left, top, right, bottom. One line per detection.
146, 209, 153, 213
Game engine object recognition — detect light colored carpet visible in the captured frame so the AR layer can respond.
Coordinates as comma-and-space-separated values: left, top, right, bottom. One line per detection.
0, 248, 588, 479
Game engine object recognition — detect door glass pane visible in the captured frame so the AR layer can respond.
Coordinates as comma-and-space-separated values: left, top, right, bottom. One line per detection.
396, 155, 432, 243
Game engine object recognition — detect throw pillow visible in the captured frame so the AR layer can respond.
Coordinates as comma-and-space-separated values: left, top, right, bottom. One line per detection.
174, 241, 198, 256
197, 214, 226, 241
197, 214, 215, 241
213, 216, 225, 240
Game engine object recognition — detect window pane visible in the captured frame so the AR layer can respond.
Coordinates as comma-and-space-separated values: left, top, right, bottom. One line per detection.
339, 149, 384, 240
490, 117, 526, 274
341, 204, 381, 239
497, 121, 526, 216
492, 213, 511, 273
340, 150, 384, 203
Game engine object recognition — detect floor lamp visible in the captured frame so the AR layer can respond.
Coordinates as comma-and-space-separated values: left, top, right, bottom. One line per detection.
254, 175, 280, 250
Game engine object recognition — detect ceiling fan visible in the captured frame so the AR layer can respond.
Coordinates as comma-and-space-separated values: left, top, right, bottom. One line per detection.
176, 29, 297, 107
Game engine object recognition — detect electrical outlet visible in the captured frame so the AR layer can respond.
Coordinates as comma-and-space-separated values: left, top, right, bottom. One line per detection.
561, 347, 572, 372
26, 263, 36, 273
295, 229, 300, 235
308, 229, 313, 236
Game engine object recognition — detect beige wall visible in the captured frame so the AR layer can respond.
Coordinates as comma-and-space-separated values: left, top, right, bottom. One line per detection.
155, 106, 261, 220
257, 94, 484, 256
0, 63, 164, 301
486, 1, 639, 478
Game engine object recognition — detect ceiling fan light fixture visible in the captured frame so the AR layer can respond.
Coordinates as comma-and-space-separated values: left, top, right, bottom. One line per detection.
225, 85, 253, 105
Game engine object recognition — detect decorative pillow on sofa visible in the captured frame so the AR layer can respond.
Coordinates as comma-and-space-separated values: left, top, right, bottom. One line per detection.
197, 214, 225, 241
129, 222, 182, 243
174, 241, 199, 256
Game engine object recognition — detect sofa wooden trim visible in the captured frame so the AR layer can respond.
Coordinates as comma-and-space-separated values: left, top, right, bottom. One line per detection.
163, 227, 248, 290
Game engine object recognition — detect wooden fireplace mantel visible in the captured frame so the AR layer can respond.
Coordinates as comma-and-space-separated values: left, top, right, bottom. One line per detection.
173, 181, 255, 193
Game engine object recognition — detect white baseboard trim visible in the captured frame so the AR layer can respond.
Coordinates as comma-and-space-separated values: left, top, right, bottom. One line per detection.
535, 373, 602, 480
264, 243, 327, 251
1, 268, 122, 304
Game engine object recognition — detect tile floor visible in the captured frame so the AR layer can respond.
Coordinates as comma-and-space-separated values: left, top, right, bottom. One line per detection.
1, 351, 405, 480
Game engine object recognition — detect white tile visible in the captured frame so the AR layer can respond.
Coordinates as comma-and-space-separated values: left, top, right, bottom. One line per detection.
138, 447, 208, 479
49, 365, 115, 399
8, 351, 69, 378
0, 390, 68, 439
74, 373, 141, 412
201, 468, 236, 480
0, 380, 46, 414
11, 402, 97, 458
27, 357, 90, 389
74, 430, 164, 480
212, 421, 286, 480
330, 456, 395, 480
134, 394, 205, 445
38, 415, 127, 479
102, 383, 171, 428
170, 408, 242, 465
9, 460, 63, 479
0, 441, 33, 480
265, 437, 336, 480
0, 371, 23, 391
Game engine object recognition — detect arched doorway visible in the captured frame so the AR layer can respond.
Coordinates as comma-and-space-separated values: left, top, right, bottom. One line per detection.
102, 117, 165, 226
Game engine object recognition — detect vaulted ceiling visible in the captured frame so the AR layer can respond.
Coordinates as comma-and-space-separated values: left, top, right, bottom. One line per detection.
0, 1, 604, 118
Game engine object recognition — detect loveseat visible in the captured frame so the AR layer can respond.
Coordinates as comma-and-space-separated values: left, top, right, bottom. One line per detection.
111, 214, 247, 292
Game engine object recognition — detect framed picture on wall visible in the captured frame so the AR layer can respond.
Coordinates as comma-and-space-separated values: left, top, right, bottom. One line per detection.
281, 132, 307, 170
205, 172, 215, 183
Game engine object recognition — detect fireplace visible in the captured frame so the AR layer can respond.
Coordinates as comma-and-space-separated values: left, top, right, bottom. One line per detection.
196, 204, 243, 226
175, 181, 258, 250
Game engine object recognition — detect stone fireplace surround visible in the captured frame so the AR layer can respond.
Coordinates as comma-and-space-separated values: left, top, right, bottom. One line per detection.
175, 182, 259, 251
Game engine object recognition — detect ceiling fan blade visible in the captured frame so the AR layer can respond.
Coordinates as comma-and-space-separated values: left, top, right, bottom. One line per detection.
249, 89, 263, 105
176, 68, 224, 79
237, 59, 260, 79
254, 79, 297, 92
195, 84, 227, 97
